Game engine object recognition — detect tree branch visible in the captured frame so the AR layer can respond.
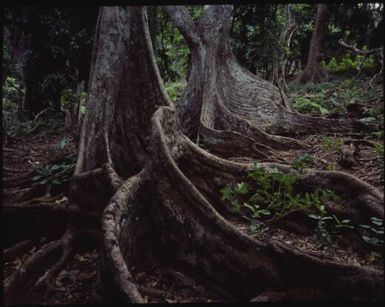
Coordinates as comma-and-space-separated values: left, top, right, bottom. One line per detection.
162, 6, 203, 49
338, 39, 382, 56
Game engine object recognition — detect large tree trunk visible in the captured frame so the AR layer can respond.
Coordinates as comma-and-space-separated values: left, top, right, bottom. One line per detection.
75, 6, 384, 302
297, 4, 329, 83
163, 5, 367, 162
4, 6, 383, 304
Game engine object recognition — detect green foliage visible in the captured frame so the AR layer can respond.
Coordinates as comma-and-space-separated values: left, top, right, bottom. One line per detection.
231, 4, 285, 79
360, 217, 384, 260
32, 156, 75, 196
321, 137, 343, 154
164, 80, 186, 102
373, 143, 384, 156
60, 88, 87, 113
320, 54, 376, 75
291, 76, 381, 123
220, 165, 342, 239
360, 217, 384, 248
308, 207, 354, 246
293, 96, 329, 115
4, 7, 97, 115
308, 204, 334, 245
292, 154, 315, 173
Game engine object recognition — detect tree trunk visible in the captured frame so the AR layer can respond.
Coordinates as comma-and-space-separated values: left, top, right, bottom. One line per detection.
4, 6, 383, 304
163, 5, 367, 161
73, 6, 385, 302
272, 4, 298, 95
297, 4, 329, 83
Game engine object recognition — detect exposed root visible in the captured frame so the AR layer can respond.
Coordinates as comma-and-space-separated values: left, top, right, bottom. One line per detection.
4, 227, 73, 304
103, 162, 123, 191
3, 202, 79, 215
15, 193, 66, 207
101, 170, 148, 303
4, 239, 34, 262
198, 125, 283, 162
3, 170, 36, 188
71, 6, 384, 303
35, 226, 74, 295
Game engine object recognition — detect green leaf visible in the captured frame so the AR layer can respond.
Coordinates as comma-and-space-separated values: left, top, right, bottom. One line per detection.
244, 203, 256, 213
32, 175, 43, 181
258, 210, 271, 216
80, 105, 86, 114
371, 217, 383, 226
360, 224, 371, 229
51, 179, 61, 185
362, 236, 373, 244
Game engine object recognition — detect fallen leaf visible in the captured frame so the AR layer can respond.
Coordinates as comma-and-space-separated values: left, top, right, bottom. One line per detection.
13, 258, 22, 269
74, 254, 87, 262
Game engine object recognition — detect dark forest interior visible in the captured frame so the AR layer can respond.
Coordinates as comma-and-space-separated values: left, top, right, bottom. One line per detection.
2, 3, 384, 304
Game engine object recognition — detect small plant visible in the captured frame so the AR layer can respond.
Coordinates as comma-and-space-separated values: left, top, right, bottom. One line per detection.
165, 80, 186, 102
373, 143, 384, 156
307, 192, 348, 247
220, 165, 342, 240
32, 158, 75, 196
292, 154, 315, 173
321, 54, 376, 75
308, 204, 333, 246
293, 96, 328, 115
321, 137, 343, 154
360, 217, 384, 248
331, 215, 354, 231
371, 131, 384, 140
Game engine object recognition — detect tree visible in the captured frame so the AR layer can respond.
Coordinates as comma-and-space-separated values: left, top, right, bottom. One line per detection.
3, 7, 98, 116
297, 4, 329, 83
271, 4, 298, 95
4, 6, 383, 304
163, 5, 369, 161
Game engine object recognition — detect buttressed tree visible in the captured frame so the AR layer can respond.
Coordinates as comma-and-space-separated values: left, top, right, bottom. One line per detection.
163, 5, 371, 162
4, 6, 383, 303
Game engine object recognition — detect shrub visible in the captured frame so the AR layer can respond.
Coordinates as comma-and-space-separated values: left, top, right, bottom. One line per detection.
165, 80, 186, 103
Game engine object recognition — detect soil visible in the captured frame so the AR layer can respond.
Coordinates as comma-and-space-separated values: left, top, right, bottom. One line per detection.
3, 109, 383, 304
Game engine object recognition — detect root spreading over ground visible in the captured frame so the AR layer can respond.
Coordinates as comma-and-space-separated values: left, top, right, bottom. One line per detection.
3, 6, 384, 304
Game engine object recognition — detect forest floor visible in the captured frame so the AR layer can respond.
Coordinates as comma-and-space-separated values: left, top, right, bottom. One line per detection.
3, 76, 384, 304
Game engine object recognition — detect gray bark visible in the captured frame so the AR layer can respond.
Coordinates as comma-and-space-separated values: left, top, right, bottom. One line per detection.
297, 4, 329, 83
77, 6, 383, 303
164, 5, 360, 161
4, 6, 383, 304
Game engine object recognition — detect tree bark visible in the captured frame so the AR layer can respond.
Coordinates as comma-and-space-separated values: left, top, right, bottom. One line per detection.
163, 5, 365, 161
297, 4, 329, 83
82, 6, 383, 302
4, 6, 383, 304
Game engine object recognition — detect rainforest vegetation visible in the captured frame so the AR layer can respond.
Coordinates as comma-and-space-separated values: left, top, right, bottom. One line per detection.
2, 3, 384, 304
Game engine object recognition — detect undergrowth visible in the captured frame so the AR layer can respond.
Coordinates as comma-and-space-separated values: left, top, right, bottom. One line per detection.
220, 163, 384, 256
290, 77, 382, 125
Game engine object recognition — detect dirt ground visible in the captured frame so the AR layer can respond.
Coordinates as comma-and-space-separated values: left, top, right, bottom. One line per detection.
3, 112, 383, 304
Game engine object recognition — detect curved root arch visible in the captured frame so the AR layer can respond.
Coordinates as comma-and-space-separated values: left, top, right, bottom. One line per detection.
69, 5, 383, 303
102, 105, 383, 302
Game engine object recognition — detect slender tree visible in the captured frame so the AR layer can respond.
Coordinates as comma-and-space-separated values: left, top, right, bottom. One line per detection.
297, 4, 329, 83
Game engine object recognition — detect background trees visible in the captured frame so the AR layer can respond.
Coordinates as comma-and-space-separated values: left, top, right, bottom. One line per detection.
3, 3, 382, 120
